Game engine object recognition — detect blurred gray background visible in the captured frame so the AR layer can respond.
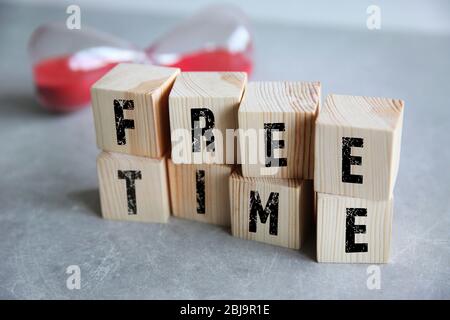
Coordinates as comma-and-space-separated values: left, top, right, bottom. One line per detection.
0, 0, 449, 299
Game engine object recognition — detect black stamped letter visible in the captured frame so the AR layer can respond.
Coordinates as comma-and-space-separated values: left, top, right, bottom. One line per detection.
264, 123, 287, 168
191, 108, 215, 152
342, 137, 363, 184
118, 170, 142, 215
345, 208, 368, 253
249, 191, 279, 235
196, 170, 205, 214
114, 99, 135, 145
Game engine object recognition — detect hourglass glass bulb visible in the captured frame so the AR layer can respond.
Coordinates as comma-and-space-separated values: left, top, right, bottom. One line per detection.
28, 5, 253, 113
146, 5, 253, 73
29, 23, 146, 112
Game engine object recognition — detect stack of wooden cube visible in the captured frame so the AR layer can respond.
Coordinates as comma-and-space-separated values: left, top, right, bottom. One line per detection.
229, 81, 320, 250
314, 95, 404, 263
167, 72, 247, 227
91, 63, 180, 223
91, 62, 404, 264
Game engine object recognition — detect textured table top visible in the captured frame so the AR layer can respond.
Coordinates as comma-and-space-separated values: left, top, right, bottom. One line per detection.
0, 3, 449, 299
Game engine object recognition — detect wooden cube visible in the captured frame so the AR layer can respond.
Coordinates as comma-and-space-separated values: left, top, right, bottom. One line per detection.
315, 94, 404, 200
91, 63, 180, 158
167, 159, 233, 226
238, 81, 320, 179
229, 172, 313, 249
169, 72, 247, 164
316, 192, 393, 263
97, 152, 171, 223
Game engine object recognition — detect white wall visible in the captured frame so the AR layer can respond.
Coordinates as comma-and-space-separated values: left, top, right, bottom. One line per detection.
8, 0, 450, 34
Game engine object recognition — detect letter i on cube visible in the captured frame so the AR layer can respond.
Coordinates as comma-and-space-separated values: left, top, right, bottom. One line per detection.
167, 159, 233, 226
315, 94, 404, 263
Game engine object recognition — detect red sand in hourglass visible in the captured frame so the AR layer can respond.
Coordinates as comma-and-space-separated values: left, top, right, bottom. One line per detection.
34, 49, 252, 112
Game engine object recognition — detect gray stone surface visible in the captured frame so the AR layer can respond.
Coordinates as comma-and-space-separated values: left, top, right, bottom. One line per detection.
0, 3, 449, 299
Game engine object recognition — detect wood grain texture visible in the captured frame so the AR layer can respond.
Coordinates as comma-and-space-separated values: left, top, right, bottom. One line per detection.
97, 151, 171, 223
169, 72, 247, 164
229, 171, 313, 249
238, 81, 320, 179
314, 94, 404, 200
316, 192, 393, 263
167, 159, 233, 226
91, 63, 180, 158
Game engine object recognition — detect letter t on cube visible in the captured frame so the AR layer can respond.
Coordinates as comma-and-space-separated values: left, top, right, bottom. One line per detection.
97, 152, 171, 223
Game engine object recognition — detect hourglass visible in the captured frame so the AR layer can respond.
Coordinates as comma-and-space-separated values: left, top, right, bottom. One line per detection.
28, 5, 253, 112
